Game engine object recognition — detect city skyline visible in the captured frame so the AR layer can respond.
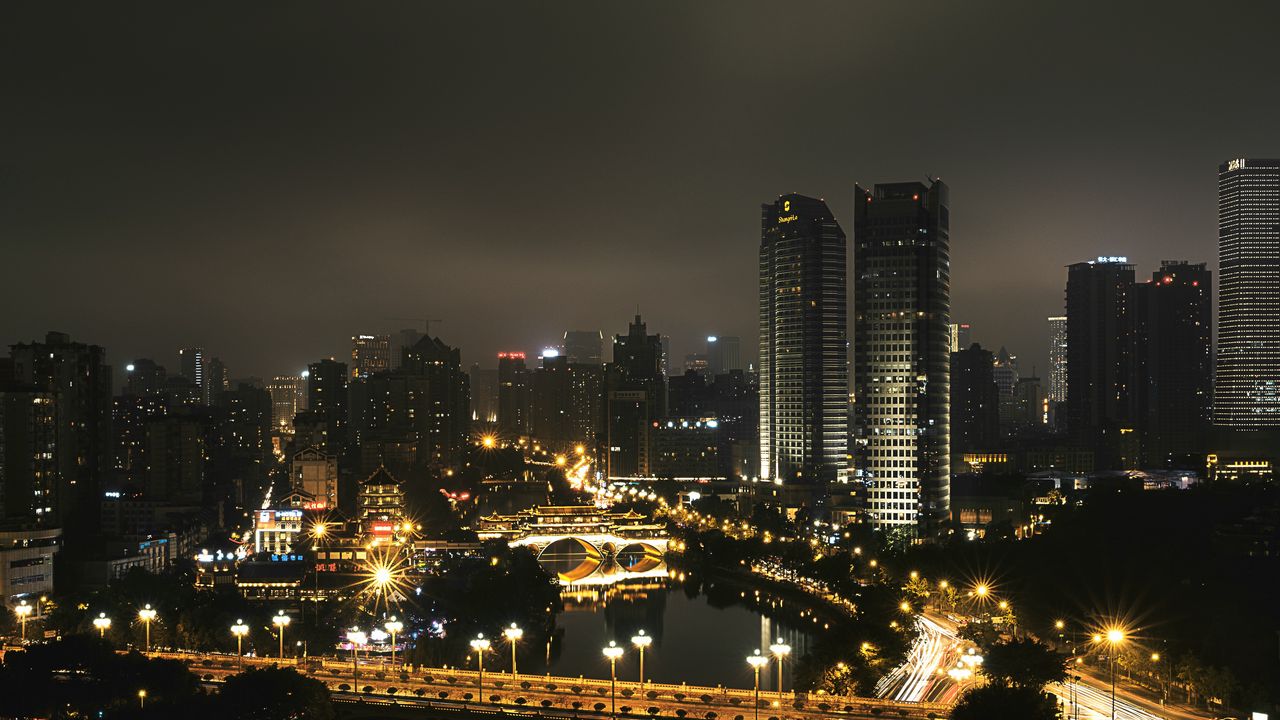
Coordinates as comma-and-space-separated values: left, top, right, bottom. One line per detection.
6, 3, 1277, 379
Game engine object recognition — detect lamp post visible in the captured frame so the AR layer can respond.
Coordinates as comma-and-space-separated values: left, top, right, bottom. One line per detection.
385, 617, 404, 667
769, 639, 791, 700
631, 630, 652, 684
347, 628, 367, 685
503, 623, 523, 677
231, 619, 249, 670
93, 612, 111, 639
14, 601, 32, 642
470, 634, 491, 700
138, 689, 146, 709
747, 650, 769, 720
273, 611, 291, 660
138, 605, 157, 654
1102, 628, 1126, 720
603, 641, 624, 720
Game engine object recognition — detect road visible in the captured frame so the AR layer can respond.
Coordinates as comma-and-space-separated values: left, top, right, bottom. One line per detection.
1053, 667, 1212, 720
876, 614, 969, 705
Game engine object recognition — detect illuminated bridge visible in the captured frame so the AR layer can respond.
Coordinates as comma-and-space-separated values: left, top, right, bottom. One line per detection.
477, 505, 669, 584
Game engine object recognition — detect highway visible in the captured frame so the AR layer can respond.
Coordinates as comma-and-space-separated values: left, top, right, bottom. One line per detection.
876, 614, 969, 705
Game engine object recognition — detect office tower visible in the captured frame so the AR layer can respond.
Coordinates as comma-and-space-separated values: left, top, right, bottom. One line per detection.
853, 180, 950, 535
706, 336, 742, 375
205, 357, 229, 405
9, 332, 113, 534
947, 324, 972, 354
178, 347, 206, 398
267, 374, 306, 432
759, 195, 848, 488
307, 359, 349, 455
144, 415, 205, 504
530, 354, 604, 450
292, 446, 338, 509
1047, 316, 1067, 405
401, 336, 470, 464
212, 383, 273, 495
351, 334, 392, 379
112, 392, 167, 485
1134, 261, 1212, 465
711, 370, 759, 479
389, 329, 424, 371
497, 352, 531, 436
0, 386, 57, 521
604, 315, 668, 477
993, 347, 1019, 437
468, 363, 499, 424
124, 359, 167, 397
950, 344, 999, 455
562, 331, 604, 365
1216, 158, 1280, 428
1065, 257, 1136, 469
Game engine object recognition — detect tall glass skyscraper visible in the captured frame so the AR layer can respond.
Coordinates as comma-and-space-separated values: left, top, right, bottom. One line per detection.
758, 194, 847, 486
1216, 158, 1280, 428
852, 180, 950, 537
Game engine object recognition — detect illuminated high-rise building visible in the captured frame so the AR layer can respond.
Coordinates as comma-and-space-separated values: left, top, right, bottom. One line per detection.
1216, 158, 1280, 428
947, 324, 971, 353
759, 194, 847, 487
267, 374, 306, 432
1065, 257, 1135, 469
1047, 317, 1067, 404
853, 180, 950, 536
306, 359, 348, 455
351, 334, 391, 379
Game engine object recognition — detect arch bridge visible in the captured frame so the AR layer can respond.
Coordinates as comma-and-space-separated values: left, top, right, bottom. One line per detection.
477, 506, 669, 584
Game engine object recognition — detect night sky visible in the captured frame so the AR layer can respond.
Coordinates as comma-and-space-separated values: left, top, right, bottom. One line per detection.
4, 2, 1278, 380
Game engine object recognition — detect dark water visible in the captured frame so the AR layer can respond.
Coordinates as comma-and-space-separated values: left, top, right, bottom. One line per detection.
535, 577, 816, 691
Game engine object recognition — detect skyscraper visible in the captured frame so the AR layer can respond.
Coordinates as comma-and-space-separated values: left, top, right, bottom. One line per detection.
306, 359, 349, 455
950, 343, 998, 455
1133, 261, 1212, 465
351, 334, 392, 379
1046, 316, 1067, 404
604, 315, 667, 477
992, 347, 1019, 437
562, 331, 604, 365
759, 194, 847, 487
497, 352, 530, 437
468, 363, 499, 424
178, 347, 206, 401
267, 374, 306, 432
947, 324, 972, 354
1216, 158, 1280, 428
853, 180, 950, 536
706, 336, 742, 375
1065, 257, 1135, 469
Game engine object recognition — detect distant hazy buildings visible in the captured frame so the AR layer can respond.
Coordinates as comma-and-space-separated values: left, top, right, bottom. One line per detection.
350, 334, 391, 380
468, 363, 498, 424
853, 181, 950, 536
759, 194, 848, 487
1216, 158, 1280, 428
706, 335, 741, 375
562, 331, 604, 366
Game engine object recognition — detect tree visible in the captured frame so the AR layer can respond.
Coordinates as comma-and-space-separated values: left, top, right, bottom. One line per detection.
217, 666, 333, 720
951, 685, 1058, 720
981, 639, 1066, 691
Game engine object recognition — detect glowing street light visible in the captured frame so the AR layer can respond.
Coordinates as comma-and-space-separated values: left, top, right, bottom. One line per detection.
231, 619, 249, 669
603, 641, 624, 720
747, 650, 770, 720
137, 605, 157, 654
138, 689, 146, 709
272, 611, 291, 660
503, 623, 523, 677
93, 612, 111, 639
346, 628, 367, 683
1102, 627, 1127, 720
631, 630, 652, 684
14, 601, 32, 642
769, 639, 791, 700
482, 435, 497, 449
470, 634, 491, 699
385, 616, 404, 667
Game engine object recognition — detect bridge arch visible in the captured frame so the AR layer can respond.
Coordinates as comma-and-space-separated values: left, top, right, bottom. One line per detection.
536, 537, 603, 582
616, 542, 664, 573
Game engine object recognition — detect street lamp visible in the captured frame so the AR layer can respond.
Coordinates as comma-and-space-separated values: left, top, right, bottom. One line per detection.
385, 616, 404, 667
603, 641, 624, 720
230, 619, 249, 669
470, 634, 491, 700
503, 623, 523, 677
138, 689, 146, 709
747, 650, 769, 720
769, 639, 791, 700
93, 612, 111, 639
347, 628, 367, 683
273, 611, 291, 660
631, 630, 652, 684
1101, 627, 1126, 720
14, 601, 32, 642
137, 605, 157, 654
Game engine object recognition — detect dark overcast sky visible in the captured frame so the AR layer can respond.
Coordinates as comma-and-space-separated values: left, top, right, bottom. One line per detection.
3, 2, 1278, 381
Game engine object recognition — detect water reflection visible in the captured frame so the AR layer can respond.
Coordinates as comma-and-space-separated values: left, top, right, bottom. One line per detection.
539, 548, 814, 689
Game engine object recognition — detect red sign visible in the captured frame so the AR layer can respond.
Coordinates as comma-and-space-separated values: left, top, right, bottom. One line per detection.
371, 522, 394, 536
